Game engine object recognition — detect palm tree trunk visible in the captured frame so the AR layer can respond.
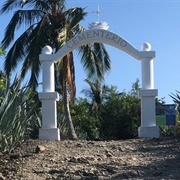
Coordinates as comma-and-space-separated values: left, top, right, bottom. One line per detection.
63, 80, 78, 140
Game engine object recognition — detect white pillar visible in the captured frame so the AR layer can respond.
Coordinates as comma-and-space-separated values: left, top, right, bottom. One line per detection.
42, 61, 55, 92
38, 45, 60, 140
141, 58, 154, 89
138, 43, 159, 138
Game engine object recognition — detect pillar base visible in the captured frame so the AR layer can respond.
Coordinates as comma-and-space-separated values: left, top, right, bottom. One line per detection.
138, 126, 160, 138
39, 128, 60, 140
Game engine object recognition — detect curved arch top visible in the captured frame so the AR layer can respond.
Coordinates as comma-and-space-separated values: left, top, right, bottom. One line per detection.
40, 29, 155, 62
38, 29, 159, 140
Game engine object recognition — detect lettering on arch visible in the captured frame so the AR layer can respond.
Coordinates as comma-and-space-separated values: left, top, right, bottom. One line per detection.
66, 29, 128, 49
40, 29, 156, 62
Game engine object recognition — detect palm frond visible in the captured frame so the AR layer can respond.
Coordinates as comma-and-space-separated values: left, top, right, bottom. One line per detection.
24, 18, 51, 89
18, 56, 31, 81
82, 79, 102, 106
33, 0, 66, 12
0, 0, 63, 14
79, 44, 96, 80
2, 9, 44, 48
0, 0, 24, 14
79, 42, 111, 81
170, 90, 180, 112
72, 24, 87, 35
65, 7, 87, 35
4, 27, 31, 77
94, 43, 111, 75
170, 90, 180, 104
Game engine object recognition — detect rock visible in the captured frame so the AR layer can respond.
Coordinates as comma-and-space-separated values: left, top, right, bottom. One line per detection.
76, 142, 83, 147
106, 152, 113, 157
104, 149, 113, 157
87, 141, 95, 145
0, 173, 5, 180
78, 157, 89, 163
68, 156, 78, 163
119, 146, 125, 152
87, 156, 96, 161
10, 154, 21, 160
35, 145, 46, 153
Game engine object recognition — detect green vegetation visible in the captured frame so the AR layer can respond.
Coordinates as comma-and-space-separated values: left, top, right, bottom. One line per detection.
169, 91, 180, 135
0, 0, 111, 140
0, 1, 179, 154
0, 76, 41, 153
71, 80, 141, 140
0, 46, 5, 56
0, 75, 179, 153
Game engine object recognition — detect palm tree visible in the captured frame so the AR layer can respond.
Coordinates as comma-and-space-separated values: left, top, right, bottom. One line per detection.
81, 79, 109, 117
1, 0, 111, 139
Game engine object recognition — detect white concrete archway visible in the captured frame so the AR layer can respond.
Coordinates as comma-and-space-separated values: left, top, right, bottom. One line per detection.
38, 29, 159, 140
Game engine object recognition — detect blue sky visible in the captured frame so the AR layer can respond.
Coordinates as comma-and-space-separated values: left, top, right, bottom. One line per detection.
0, 0, 180, 103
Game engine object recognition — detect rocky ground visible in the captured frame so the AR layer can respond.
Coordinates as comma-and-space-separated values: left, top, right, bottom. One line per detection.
0, 136, 180, 180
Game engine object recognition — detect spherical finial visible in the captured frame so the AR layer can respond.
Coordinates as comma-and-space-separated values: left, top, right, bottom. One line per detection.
141, 42, 151, 51
42, 45, 53, 54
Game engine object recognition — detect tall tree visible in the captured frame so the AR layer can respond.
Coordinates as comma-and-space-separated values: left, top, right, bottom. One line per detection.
1, 0, 111, 139
81, 79, 107, 116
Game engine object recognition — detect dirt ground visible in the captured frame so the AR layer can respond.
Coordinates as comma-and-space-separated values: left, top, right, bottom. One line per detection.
0, 136, 180, 180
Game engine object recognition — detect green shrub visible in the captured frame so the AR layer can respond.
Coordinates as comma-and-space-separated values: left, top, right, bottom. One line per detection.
0, 78, 40, 153
71, 98, 100, 140
99, 94, 141, 140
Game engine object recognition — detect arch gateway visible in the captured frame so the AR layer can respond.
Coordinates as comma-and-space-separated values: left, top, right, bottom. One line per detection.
38, 28, 160, 140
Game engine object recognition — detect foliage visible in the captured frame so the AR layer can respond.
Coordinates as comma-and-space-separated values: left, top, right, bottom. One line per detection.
159, 126, 176, 137
1, 1, 111, 90
170, 90, 180, 112
25, 88, 42, 138
81, 79, 108, 117
0, 46, 5, 56
1, 1, 112, 140
155, 90, 180, 137
155, 97, 166, 116
72, 81, 141, 140
175, 113, 180, 134
99, 89, 141, 140
0, 71, 9, 103
167, 91, 180, 135
0, 77, 41, 153
71, 98, 100, 140
129, 78, 140, 97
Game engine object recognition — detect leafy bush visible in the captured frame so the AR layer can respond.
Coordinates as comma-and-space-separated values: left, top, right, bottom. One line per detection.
71, 98, 100, 140
71, 86, 141, 140
168, 91, 180, 136
99, 93, 141, 140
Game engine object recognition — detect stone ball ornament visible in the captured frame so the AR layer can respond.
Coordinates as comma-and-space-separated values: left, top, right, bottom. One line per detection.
141, 42, 151, 51
42, 45, 53, 54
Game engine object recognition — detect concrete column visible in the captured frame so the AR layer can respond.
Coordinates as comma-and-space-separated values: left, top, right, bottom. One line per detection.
141, 57, 154, 89
38, 45, 60, 140
138, 43, 159, 138
42, 61, 55, 92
